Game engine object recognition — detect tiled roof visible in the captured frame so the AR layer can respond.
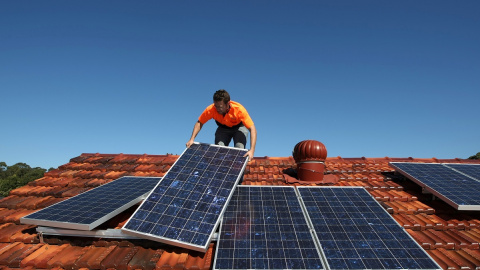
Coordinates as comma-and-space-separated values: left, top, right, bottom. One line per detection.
1, 152, 480, 269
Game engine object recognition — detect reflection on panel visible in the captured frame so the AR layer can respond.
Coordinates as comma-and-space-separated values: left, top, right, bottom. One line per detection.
123, 143, 248, 252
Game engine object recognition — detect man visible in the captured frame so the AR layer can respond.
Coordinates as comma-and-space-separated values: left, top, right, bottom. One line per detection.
186, 89, 257, 161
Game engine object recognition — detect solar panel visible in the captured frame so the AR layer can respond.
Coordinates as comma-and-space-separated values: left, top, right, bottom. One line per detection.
20, 176, 161, 230
445, 163, 480, 181
297, 187, 441, 270
214, 186, 325, 270
391, 162, 480, 211
122, 143, 248, 252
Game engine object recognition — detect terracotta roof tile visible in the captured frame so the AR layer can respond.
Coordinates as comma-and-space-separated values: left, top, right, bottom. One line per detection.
20, 244, 70, 269
74, 245, 116, 269
28, 177, 54, 187
0, 223, 36, 242
131, 171, 165, 178
174, 252, 189, 270
0, 243, 21, 258
127, 247, 162, 270
10, 229, 38, 244
2, 153, 480, 269
60, 187, 90, 197
110, 154, 140, 164
14, 197, 49, 210
156, 250, 177, 269
448, 230, 479, 250
409, 213, 437, 230
459, 249, 480, 266
4, 209, 36, 224
424, 230, 455, 249
83, 155, 114, 164
34, 197, 64, 209
155, 246, 213, 270
0, 243, 43, 268
0, 196, 30, 210
32, 176, 69, 187
24, 186, 56, 197
383, 201, 434, 215
434, 248, 479, 269
104, 171, 129, 179
422, 214, 449, 231
47, 245, 87, 269
427, 248, 460, 269
134, 164, 158, 172
0, 209, 18, 223
69, 154, 92, 163
85, 178, 110, 187
46, 186, 73, 198
66, 177, 96, 187
100, 246, 139, 269
0, 243, 24, 265
137, 155, 166, 165
8, 186, 37, 197
394, 214, 417, 231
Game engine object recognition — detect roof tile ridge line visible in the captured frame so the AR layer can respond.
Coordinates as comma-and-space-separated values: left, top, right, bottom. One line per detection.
251, 156, 292, 160
80, 153, 177, 158
442, 163, 480, 183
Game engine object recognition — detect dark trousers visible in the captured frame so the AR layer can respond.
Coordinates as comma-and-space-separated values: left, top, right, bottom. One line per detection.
214, 124, 249, 149
214, 124, 249, 184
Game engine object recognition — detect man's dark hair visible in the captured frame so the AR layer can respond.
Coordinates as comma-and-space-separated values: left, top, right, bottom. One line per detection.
213, 89, 230, 103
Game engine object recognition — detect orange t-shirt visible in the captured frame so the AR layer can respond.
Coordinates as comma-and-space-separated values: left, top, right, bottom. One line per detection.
198, 101, 254, 129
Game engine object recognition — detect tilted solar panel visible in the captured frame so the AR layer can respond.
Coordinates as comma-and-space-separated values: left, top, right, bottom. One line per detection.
391, 162, 480, 210
297, 187, 440, 270
21, 176, 161, 230
214, 186, 325, 270
445, 163, 480, 181
122, 143, 248, 252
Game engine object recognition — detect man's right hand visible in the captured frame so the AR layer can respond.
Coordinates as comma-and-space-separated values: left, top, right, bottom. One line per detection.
186, 121, 203, 148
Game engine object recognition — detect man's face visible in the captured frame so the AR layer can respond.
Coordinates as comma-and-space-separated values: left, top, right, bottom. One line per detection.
214, 100, 229, 115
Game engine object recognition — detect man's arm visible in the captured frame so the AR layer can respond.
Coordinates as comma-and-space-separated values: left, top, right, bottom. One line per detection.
244, 124, 256, 161
186, 121, 203, 148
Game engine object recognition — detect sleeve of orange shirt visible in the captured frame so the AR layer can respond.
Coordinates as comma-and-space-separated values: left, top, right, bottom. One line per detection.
239, 107, 254, 129
198, 104, 215, 125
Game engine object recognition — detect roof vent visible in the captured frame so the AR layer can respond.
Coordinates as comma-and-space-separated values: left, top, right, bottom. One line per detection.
292, 140, 327, 182
292, 140, 338, 183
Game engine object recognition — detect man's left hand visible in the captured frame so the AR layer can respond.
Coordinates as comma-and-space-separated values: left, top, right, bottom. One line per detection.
244, 150, 254, 162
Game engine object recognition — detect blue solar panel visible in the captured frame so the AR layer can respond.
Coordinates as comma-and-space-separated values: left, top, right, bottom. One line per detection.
214, 186, 324, 270
122, 143, 248, 252
391, 162, 480, 210
298, 187, 440, 270
21, 176, 161, 230
445, 164, 480, 181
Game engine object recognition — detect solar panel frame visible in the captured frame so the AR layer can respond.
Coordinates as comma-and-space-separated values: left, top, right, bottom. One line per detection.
391, 162, 480, 211
297, 186, 441, 270
214, 185, 325, 270
122, 143, 249, 252
20, 176, 161, 230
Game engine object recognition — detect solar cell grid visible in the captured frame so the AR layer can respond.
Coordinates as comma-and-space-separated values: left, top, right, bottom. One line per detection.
445, 164, 480, 181
122, 143, 248, 252
298, 187, 440, 270
391, 162, 480, 210
214, 186, 325, 270
21, 176, 161, 230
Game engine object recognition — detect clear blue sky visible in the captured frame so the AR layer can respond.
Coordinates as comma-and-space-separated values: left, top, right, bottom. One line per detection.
1, 1, 479, 169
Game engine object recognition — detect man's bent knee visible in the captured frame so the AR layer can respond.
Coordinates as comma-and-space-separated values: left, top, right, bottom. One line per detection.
235, 142, 245, 149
